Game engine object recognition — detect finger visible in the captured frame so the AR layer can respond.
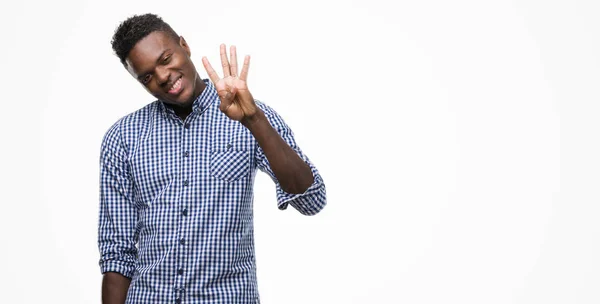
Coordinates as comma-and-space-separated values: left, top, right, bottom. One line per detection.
229, 45, 238, 77
202, 57, 220, 84
220, 44, 231, 77
218, 87, 236, 112
239, 55, 250, 82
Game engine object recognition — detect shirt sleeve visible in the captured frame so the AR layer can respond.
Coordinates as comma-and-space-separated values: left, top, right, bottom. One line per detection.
254, 101, 327, 215
97, 121, 138, 278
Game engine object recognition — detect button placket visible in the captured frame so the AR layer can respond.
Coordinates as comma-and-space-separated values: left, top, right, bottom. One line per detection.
175, 117, 193, 295
174, 287, 186, 304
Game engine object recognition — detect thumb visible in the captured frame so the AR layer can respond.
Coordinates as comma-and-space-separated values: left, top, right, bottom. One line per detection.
219, 87, 237, 112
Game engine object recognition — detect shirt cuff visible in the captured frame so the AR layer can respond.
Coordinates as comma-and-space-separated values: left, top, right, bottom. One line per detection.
99, 259, 136, 279
277, 167, 327, 215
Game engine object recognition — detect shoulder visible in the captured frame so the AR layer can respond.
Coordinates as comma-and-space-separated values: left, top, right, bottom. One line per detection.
101, 101, 159, 151
254, 99, 291, 132
255, 99, 278, 118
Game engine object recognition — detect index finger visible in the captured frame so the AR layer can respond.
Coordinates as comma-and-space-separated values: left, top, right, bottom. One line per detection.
202, 56, 220, 84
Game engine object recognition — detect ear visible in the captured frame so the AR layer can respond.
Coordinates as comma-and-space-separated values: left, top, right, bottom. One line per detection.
179, 36, 191, 57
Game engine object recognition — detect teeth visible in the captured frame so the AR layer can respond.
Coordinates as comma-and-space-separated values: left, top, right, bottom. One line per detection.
170, 78, 181, 91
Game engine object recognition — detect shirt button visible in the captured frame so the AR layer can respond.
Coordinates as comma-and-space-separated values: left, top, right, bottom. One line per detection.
178, 268, 184, 275
182, 208, 188, 216
226, 143, 232, 150
184, 123, 190, 129
180, 238, 186, 245
183, 180, 189, 186
184, 151, 189, 157
175, 298, 181, 304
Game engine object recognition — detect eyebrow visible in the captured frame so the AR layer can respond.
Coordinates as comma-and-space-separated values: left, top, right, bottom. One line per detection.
136, 49, 172, 81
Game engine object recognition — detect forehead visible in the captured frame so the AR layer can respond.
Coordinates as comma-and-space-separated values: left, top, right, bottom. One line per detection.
125, 31, 178, 75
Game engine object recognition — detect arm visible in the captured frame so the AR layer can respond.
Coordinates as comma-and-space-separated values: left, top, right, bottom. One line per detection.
102, 272, 131, 304
250, 102, 327, 215
242, 109, 313, 194
202, 44, 326, 215
98, 121, 138, 303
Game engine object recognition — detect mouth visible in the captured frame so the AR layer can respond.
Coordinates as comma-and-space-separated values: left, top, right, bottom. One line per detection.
167, 77, 183, 95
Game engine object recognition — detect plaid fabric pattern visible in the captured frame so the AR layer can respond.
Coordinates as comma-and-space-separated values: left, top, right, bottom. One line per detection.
98, 79, 326, 303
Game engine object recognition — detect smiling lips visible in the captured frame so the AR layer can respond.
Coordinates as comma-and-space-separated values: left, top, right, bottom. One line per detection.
168, 77, 183, 95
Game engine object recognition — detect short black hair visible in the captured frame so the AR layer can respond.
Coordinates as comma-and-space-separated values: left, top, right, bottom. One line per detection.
111, 13, 179, 66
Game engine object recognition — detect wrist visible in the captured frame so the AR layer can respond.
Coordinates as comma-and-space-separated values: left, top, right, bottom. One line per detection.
241, 108, 265, 129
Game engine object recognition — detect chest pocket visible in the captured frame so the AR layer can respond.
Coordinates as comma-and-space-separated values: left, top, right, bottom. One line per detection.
209, 132, 254, 182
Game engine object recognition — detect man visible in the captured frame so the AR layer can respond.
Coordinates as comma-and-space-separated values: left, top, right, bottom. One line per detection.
98, 13, 326, 304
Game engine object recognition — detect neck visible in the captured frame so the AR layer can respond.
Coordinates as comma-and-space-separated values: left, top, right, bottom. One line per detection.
174, 107, 192, 121
173, 73, 206, 120
173, 74, 206, 121
191, 74, 207, 101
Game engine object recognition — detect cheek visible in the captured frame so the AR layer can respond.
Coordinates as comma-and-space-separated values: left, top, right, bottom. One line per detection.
179, 57, 194, 74
144, 82, 161, 96
182, 62, 196, 83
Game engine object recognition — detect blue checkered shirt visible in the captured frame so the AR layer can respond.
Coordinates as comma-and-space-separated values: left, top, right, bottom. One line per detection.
98, 79, 326, 303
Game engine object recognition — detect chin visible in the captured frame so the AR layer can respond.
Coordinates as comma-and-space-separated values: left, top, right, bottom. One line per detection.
161, 89, 190, 106
179, 90, 195, 105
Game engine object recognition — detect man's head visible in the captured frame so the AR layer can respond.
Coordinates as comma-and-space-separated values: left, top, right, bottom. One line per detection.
111, 14, 204, 108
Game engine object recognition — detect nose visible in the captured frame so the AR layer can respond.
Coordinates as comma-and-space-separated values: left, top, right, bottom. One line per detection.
155, 66, 171, 86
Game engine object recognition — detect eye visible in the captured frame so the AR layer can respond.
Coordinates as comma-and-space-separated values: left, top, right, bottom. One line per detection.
162, 55, 172, 64
142, 74, 152, 84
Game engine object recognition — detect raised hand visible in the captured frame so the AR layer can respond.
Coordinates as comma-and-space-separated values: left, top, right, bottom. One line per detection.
202, 44, 257, 122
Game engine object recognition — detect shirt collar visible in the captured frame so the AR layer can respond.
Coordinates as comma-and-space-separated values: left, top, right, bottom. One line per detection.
158, 79, 216, 118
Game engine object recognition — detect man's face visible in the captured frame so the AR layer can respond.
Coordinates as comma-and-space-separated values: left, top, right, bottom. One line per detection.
125, 31, 200, 107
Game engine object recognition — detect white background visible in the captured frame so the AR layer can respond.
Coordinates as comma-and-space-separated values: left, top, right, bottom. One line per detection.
0, 0, 598, 303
